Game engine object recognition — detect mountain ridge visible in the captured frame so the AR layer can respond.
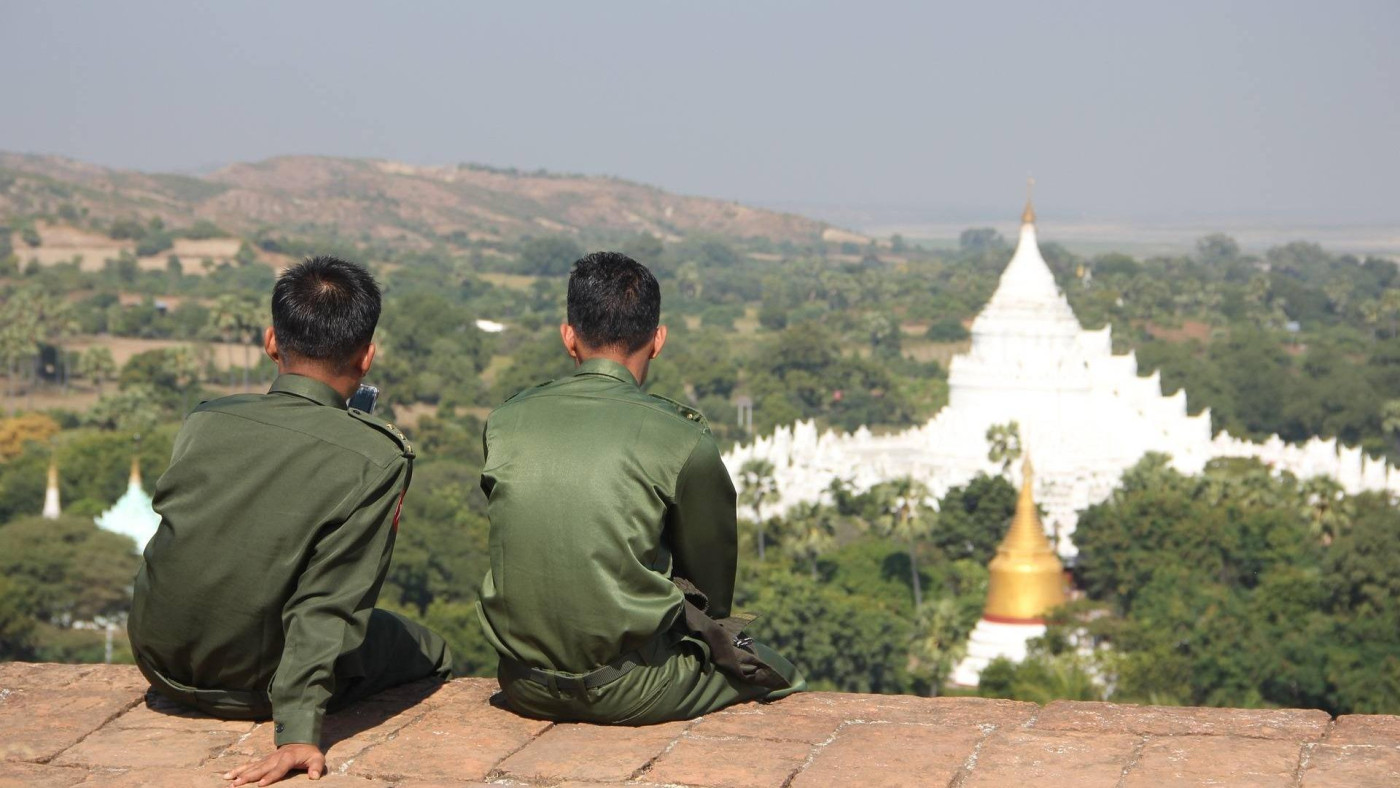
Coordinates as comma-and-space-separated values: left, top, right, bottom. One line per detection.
0, 152, 831, 248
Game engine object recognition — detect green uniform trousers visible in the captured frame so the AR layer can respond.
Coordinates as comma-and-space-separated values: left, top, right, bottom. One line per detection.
137, 610, 453, 727
498, 632, 806, 725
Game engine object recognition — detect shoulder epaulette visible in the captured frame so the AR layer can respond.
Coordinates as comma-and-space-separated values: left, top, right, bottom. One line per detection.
347, 408, 415, 458
648, 393, 711, 433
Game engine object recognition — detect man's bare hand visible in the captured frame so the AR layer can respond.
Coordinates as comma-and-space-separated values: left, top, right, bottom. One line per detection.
223, 743, 325, 786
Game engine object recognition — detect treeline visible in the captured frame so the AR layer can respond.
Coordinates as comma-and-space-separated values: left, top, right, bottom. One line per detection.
979, 454, 1400, 714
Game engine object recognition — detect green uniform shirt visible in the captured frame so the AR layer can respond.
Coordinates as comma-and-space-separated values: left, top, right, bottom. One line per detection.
129, 374, 414, 747
476, 358, 738, 673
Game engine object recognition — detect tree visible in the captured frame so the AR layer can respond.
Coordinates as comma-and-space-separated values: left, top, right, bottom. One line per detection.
779, 501, 837, 578
0, 295, 40, 413
518, 236, 585, 277
83, 386, 162, 436
933, 473, 1018, 564
0, 514, 140, 659
872, 476, 935, 611
209, 294, 243, 387
985, 421, 1021, 474
236, 298, 266, 391
77, 346, 117, 394
0, 412, 60, 461
738, 459, 778, 561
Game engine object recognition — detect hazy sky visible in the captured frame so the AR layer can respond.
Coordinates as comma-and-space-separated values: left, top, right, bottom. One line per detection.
2, 1, 1396, 225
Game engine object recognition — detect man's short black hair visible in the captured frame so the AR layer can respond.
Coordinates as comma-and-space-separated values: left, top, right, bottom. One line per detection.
272, 256, 381, 366
566, 251, 661, 352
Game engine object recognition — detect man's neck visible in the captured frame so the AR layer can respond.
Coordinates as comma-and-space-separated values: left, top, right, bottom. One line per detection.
281, 365, 360, 401
577, 351, 649, 385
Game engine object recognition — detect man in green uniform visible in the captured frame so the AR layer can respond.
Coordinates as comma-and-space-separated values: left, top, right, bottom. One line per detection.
129, 256, 452, 787
477, 251, 804, 725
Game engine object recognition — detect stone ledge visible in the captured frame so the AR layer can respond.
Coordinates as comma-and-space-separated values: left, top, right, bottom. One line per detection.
2, 663, 1398, 787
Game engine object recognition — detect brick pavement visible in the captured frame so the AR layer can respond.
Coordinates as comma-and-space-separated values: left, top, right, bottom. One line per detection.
2, 663, 1399, 787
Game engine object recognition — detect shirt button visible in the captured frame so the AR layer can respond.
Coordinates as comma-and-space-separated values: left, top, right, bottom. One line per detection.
274, 723, 284, 733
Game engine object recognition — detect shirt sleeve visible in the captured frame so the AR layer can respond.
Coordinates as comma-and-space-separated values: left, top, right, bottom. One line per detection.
668, 435, 739, 618
269, 457, 410, 746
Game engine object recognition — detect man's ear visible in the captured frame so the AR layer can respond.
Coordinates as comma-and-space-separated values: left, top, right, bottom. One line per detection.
356, 342, 376, 378
264, 328, 280, 364
649, 325, 668, 360
560, 323, 583, 364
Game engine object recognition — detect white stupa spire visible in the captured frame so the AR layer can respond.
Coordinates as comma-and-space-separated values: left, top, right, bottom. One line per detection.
42, 459, 61, 519
95, 455, 161, 552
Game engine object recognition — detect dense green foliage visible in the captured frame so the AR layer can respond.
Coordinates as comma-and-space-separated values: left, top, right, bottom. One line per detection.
980, 455, 1400, 714
4, 209, 1400, 713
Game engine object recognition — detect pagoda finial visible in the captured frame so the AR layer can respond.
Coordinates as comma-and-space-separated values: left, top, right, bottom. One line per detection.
1021, 176, 1036, 225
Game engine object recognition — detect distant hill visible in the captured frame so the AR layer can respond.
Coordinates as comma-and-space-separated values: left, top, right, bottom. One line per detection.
0, 153, 831, 247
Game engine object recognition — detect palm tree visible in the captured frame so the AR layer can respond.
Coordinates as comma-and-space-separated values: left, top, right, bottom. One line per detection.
76, 346, 118, 395
36, 294, 79, 396
209, 294, 242, 388
986, 421, 1022, 474
1300, 476, 1352, 546
236, 298, 266, 391
0, 297, 40, 414
910, 597, 967, 695
168, 345, 203, 415
738, 458, 778, 561
780, 501, 837, 579
876, 476, 936, 611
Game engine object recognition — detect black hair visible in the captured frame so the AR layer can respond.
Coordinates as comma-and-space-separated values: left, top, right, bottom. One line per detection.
566, 251, 661, 352
271, 256, 381, 366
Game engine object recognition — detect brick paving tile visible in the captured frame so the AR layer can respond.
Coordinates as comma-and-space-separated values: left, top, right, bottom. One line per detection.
791, 722, 985, 788
1301, 744, 1400, 787
691, 707, 842, 744
0, 663, 95, 691
1327, 715, 1400, 746
52, 725, 240, 769
63, 665, 150, 693
0, 688, 143, 762
775, 691, 1036, 727
1122, 735, 1304, 787
1036, 700, 1331, 740
0, 762, 88, 788
348, 701, 552, 781
497, 719, 691, 782
961, 729, 1138, 788
646, 732, 811, 788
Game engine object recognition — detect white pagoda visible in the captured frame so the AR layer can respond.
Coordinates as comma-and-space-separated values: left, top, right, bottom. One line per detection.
725, 189, 1399, 557
42, 459, 61, 519
95, 456, 161, 552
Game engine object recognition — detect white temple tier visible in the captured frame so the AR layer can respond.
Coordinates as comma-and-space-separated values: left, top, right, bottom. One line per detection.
95, 457, 161, 553
725, 203, 1396, 558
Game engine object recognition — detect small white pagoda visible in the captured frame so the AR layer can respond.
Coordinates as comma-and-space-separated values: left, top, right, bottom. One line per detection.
725, 186, 1398, 557
42, 459, 61, 519
95, 456, 160, 552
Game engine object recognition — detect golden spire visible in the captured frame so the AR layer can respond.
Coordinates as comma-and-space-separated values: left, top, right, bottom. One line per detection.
982, 452, 1066, 622
1021, 176, 1036, 225
129, 455, 142, 489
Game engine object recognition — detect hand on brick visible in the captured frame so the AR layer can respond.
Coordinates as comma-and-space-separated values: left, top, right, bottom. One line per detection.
223, 743, 326, 786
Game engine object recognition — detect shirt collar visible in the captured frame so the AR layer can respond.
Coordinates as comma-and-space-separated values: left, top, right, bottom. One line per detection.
574, 358, 640, 387
269, 373, 348, 409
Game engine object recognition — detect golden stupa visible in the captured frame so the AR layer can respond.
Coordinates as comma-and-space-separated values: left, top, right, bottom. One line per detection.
982, 453, 1066, 622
